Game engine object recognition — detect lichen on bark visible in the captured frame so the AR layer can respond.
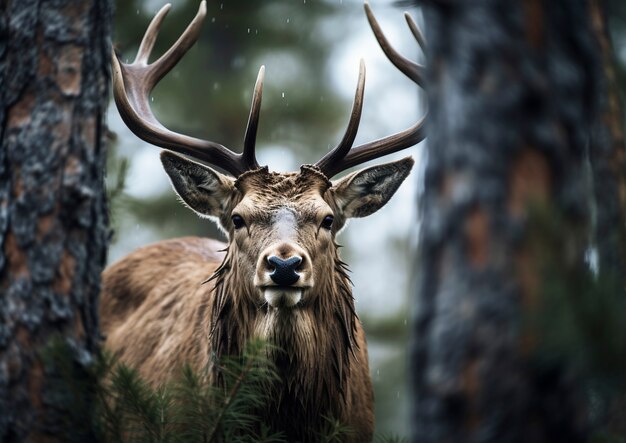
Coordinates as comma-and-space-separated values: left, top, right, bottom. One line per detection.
0, 0, 111, 441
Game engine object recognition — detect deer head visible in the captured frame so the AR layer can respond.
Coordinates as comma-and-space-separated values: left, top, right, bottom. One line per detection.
112, 0, 425, 334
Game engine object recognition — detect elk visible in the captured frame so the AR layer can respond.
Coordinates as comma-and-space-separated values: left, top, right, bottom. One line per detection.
101, 1, 425, 441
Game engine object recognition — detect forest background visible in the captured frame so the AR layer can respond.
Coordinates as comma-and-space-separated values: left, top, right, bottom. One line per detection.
107, 0, 626, 438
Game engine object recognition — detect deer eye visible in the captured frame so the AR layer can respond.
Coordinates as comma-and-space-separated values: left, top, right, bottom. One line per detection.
231, 214, 246, 230
321, 215, 334, 230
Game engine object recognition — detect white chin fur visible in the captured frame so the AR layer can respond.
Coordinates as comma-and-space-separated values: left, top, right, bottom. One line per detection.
264, 287, 302, 308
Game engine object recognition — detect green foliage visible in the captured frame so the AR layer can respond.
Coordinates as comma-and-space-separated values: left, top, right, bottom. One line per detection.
95, 339, 285, 442
101, 364, 174, 442
45, 338, 399, 442
41, 339, 284, 442
375, 435, 408, 443
315, 416, 354, 443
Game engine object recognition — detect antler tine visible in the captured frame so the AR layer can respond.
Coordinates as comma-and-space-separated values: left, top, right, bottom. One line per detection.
317, 2, 427, 179
315, 60, 366, 175
364, 2, 424, 87
112, 0, 261, 177
135, 4, 171, 64
322, 117, 426, 178
149, 1, 207, 84
242, 66, 265, 170
404, 12, 426, 52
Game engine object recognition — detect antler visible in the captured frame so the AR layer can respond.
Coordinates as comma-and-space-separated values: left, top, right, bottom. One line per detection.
316, 2, 426, 178
112, 1, 262, 177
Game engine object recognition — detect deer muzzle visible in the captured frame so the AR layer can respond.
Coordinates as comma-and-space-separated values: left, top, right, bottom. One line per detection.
254, 243, 313, 308
268, 255, 302, 286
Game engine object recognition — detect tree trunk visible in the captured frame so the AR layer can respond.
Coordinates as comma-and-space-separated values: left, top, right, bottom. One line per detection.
412, 1, 598, 441
0, 1, 111, 441
588, 0, 626, 436
589, 0, 626, 279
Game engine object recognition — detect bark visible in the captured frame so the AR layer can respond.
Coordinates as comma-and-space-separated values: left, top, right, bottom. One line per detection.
0, 0, 111, 441
588, 0, 626, 436
588, 0, 626, 278
412, 1, 598, 442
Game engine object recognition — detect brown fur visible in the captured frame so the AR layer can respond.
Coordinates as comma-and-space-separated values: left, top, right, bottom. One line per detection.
101, 158, 413, 442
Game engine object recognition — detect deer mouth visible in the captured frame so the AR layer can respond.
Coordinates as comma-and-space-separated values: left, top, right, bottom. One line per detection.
263, 287, 303, 309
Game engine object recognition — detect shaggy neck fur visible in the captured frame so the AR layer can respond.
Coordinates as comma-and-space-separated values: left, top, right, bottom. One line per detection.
205, 245, 358, 438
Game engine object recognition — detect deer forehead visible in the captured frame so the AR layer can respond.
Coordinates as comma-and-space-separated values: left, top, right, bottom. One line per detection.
235, 194, 331, 226
233, 168, 334, 221
234, 167, 330, 195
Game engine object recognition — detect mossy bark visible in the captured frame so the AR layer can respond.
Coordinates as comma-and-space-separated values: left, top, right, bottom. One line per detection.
0, 0, 111, 441
412, 1, 598, 441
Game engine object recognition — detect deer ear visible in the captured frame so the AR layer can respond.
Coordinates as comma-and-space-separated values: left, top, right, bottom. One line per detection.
161, 151, 236, 220
332, 156, 414, 219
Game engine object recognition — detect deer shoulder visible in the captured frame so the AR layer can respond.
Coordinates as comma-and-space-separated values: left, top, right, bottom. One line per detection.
101, 237, 224, 384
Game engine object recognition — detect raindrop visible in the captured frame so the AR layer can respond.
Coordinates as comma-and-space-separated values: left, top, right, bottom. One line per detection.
211, 17, 216, 23
304, 0, 306, 3
397, 391, 400, 399
151, 96, 154, 102
281, 92, 285, 98
255, 29, 258, 35
136, 9, 139, 15
220, 3, 223, 10
286, 18, 290, 23
213, 82, 220, 91
247, 28, 250, 34
403, 318, 407, 326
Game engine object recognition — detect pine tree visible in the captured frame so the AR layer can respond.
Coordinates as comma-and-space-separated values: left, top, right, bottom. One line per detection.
43, 339, 356, 442
0, 1, 112, 440
413, 1, 606, 441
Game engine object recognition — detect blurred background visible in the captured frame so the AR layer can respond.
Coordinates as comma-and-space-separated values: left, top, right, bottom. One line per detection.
107, 0, 626, 438
108, 0, 423, 436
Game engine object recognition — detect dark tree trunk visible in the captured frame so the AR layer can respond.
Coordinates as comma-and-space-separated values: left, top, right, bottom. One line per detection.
588, 0, 626, 435
588, 0, 626, 278
0, 1, 111, 441
412, 1, 599, 442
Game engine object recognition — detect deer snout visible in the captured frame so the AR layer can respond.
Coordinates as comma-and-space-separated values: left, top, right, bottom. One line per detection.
254, 243, 313, 308
267, 255, 301, 286
256, 243, 312, 286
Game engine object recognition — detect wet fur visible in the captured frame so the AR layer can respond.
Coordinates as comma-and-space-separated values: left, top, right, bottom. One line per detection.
101, 237, 373, 441
101, 160, 412, 442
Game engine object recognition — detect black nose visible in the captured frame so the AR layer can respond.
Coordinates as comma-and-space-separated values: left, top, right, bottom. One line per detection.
268, 255, 302, 286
